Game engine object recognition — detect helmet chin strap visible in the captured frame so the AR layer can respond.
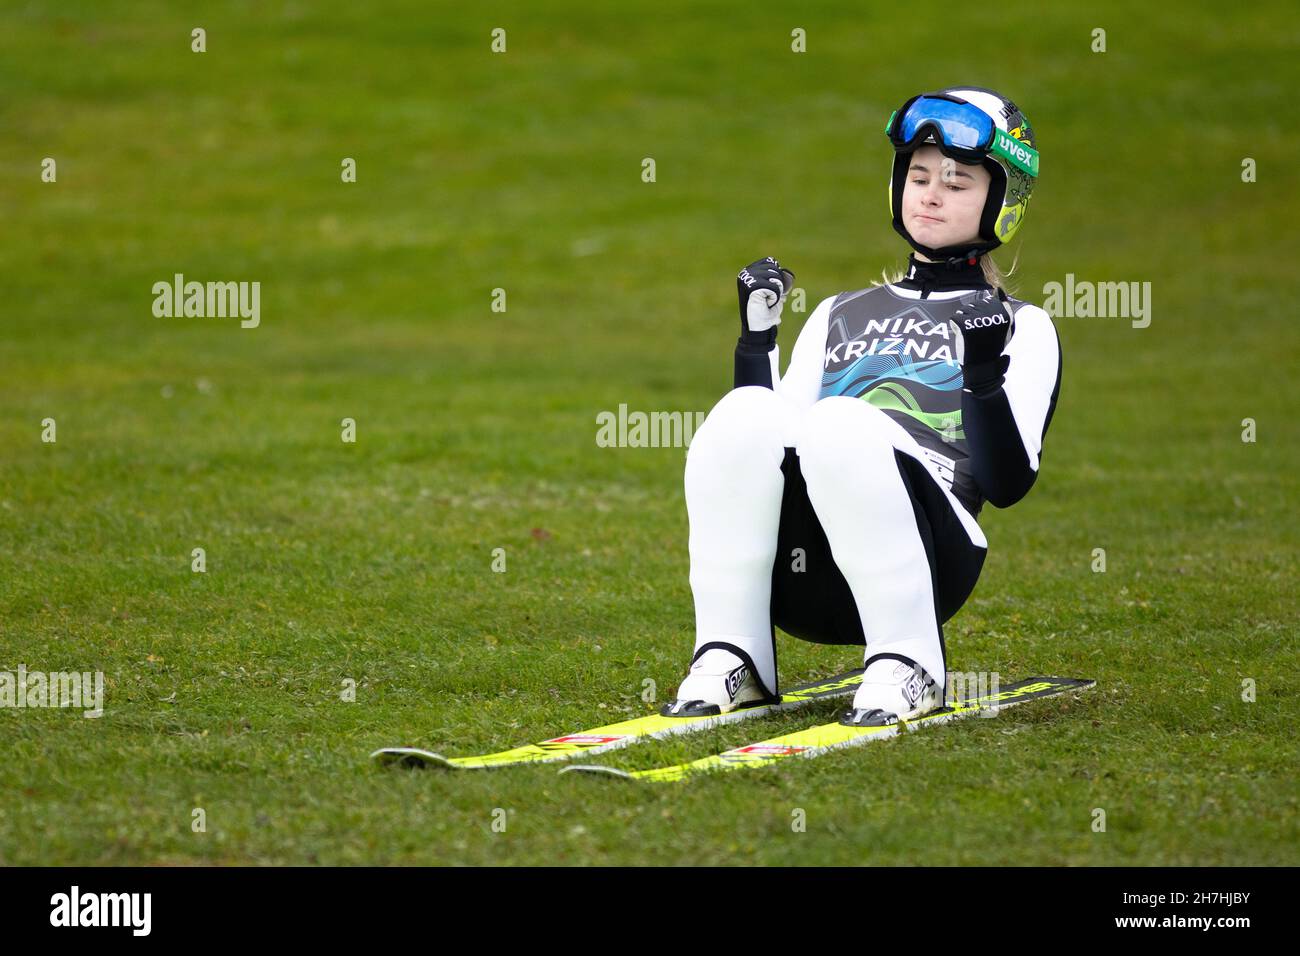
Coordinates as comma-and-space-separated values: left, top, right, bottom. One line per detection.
894, 222, 997, 267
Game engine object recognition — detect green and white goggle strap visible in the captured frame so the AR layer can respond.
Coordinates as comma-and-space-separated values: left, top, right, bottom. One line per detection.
885, 100, 1039, 178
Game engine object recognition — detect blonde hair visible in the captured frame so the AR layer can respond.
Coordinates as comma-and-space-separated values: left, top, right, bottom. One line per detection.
875, 249, 1021, 296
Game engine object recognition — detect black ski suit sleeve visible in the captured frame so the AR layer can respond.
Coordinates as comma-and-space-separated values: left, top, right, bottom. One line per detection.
734, 332, 777, 389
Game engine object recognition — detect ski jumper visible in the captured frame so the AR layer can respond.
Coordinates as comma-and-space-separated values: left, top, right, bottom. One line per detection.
684, 254, 1062, 696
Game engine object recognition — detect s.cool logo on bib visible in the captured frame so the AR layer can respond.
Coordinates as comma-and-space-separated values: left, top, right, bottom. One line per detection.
963, 314, 1010, 329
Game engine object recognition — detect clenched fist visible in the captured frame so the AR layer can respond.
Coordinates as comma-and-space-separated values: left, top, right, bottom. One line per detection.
736, 257, 795, 342
948, 288, 1015, 393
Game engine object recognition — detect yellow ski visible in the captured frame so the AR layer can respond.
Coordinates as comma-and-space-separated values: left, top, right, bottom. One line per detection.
371, 668, 864, 770
561, 676, 1095, 782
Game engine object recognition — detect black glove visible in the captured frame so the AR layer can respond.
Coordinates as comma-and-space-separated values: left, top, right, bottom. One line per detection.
736, 257, 795, 350
948, 288, 1015, 394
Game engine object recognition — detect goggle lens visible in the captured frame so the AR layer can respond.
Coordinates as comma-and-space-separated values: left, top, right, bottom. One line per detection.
897, 97, 994, 150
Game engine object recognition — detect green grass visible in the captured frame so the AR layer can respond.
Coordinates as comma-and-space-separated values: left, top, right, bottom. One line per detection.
0, 0, 1296, 865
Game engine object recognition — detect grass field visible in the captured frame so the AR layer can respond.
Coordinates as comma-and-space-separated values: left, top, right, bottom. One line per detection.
1, 1, 1296, 865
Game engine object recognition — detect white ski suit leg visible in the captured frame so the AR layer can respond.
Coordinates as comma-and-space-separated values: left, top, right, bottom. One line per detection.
685, 388, 988, 699
682, 386, 799, 696
794, 397, 988, 692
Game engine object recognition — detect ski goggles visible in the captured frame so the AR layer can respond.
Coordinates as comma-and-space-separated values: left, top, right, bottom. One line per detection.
885, 94, 1039, 177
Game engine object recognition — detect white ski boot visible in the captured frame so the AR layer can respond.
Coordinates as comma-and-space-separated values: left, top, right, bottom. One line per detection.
663, 646, 775, 717
842, 654, 942, 727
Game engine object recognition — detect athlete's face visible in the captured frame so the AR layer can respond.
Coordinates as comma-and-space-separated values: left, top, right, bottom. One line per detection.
901, 145, 991, 255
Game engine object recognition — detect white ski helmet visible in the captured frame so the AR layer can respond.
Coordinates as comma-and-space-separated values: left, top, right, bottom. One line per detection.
885, 86, 1039, 262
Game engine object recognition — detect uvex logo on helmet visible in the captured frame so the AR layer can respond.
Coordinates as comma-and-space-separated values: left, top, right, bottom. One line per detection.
996, 132, 1033, 165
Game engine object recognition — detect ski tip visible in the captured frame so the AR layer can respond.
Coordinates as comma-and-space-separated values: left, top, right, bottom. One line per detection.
558, 764, 636, 781
370, 747, 455, 770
